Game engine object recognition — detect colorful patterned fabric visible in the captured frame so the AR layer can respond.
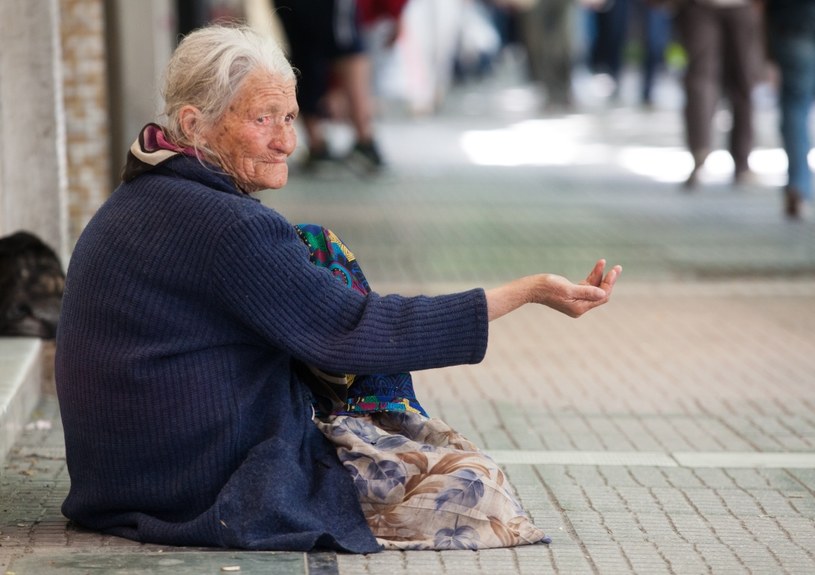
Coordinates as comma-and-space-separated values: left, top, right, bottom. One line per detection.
295, 224, 370, 296
316, 412, 551, 550
294, 224, 427, 417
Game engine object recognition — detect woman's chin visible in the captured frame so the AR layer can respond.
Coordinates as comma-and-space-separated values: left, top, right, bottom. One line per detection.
265, 165, 289, 190
244, 168, 289, 192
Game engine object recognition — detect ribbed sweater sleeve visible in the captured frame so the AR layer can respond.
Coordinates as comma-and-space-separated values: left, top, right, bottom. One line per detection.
211, 211, 488, 374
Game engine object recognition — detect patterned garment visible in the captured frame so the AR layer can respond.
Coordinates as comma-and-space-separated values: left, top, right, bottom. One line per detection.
297, 224, 550, 549
295, 224, 371, 296
294, 224, 427, 417
316, 412, 551, 550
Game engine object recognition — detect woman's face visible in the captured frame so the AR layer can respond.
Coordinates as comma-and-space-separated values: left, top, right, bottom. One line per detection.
203, 69, 299, 192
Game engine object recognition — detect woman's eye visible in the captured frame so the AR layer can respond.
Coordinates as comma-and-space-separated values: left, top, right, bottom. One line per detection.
256, 116, 271, 125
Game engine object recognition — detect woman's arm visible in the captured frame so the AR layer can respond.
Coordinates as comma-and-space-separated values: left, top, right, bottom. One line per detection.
485, 259, 621, 322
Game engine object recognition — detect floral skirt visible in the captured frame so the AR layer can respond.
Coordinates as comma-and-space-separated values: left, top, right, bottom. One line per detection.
315, 412, 551, 550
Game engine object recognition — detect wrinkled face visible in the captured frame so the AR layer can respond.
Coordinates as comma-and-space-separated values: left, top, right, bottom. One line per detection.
203, 69, 298, 192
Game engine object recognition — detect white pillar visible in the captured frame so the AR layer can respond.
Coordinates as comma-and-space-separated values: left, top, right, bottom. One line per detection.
0, 0, 69, 263
108, 0, 174, 177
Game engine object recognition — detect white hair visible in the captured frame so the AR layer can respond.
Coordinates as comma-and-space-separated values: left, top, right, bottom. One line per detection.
161, 24, 295, 148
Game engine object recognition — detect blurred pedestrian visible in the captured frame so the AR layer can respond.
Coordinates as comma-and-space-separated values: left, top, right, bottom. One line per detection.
358, 0, 409, 47
356, 0, 409, 104
514, 0, 577, 112
588, 0, 671, 106
274, 0, 385, 173
676, 0, 762, 189
637, 0, 673, 107
765, 0, 815, 220
395, 0, 469, 115
590, 0, 630, 101
453, 0, 504, 82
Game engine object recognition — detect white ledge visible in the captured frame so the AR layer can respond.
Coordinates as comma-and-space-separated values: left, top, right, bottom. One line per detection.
0, 337, 43, 462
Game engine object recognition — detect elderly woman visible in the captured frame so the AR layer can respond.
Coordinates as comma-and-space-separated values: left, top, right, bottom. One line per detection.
55, 25, 620, 553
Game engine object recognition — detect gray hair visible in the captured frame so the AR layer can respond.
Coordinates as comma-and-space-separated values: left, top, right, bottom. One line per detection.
161, 24, 295, 148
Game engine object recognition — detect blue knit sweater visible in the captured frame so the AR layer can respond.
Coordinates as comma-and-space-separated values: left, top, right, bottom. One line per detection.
55, 155, 489, 552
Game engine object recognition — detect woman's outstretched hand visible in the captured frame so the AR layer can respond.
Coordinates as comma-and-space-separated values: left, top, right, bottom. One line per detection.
486, 259, 622, 322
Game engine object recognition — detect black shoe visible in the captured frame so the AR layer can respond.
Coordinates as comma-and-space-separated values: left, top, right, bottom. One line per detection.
302, 146, 336, 173
784, 186, 803, 220
347, 140, 385, 173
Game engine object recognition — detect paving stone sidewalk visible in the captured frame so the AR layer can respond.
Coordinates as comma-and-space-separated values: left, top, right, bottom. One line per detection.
3, 289, 815, 574
3, 74, 815, 574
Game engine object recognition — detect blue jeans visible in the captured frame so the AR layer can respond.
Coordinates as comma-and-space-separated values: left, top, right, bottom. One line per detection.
640, 2, 671, 103
771, 29, 815, 200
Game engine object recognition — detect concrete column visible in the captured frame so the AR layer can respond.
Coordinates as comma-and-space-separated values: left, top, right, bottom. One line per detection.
0, 0, 69, 263
107, 0, 174, 179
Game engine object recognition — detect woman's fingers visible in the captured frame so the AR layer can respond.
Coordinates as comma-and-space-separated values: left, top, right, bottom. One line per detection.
583, 259, 608, 287
600, 265, 622, 293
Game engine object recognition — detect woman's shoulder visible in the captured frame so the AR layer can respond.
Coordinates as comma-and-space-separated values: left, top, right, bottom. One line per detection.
151, 155, 245, 197
124, 157, 271, 211
115, 156, 294, 239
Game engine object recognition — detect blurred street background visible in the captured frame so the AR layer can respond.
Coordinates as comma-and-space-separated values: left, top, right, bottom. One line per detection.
2, 0, 815, 573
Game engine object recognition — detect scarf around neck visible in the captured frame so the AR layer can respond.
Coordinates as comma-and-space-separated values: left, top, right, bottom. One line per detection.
122, 123, 199, 182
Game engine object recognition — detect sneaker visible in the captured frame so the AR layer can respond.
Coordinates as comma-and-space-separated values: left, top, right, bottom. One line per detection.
302, 146, 336, 174
346, 140, 385, 174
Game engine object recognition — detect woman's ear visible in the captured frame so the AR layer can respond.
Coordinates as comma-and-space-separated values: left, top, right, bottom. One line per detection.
178, 105, 202, 143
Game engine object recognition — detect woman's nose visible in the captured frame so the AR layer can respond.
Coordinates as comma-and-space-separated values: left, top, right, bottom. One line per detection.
274, 127, 297, 156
